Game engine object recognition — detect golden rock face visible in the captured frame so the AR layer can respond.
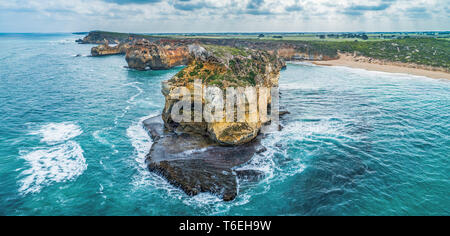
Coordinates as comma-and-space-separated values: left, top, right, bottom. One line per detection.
162, 44, 283, 146
208, 121, 260, 146
91, 43, 131, 56
125, 40, 189, 70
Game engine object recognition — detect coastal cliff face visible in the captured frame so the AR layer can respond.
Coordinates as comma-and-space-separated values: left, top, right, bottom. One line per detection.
162, 44, 284, 146
79, 31, 339, 62
76, 31, 128, 44
195, 39, 339, 61
142, 45, 285, 201
91, 43, 131, 56
274, 47, 336, 61
125, 39, 189, 70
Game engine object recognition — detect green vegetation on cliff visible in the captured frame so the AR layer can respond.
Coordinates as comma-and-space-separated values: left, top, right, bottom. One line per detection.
257, 38, 449, 70
203, 45, 250, 58
311, 38, 450, 69
81, 31, 450, 70
171, 45, 283, 88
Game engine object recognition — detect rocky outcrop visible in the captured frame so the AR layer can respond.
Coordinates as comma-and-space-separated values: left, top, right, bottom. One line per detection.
142, 45, 284, 200
162, 44, 284, 146
143, 116, 266, 201
125, 39, 190, 70
76, 31, 147, 44
76, 31, 127, 44
91, 42, 131, 56
81, 31, 339, 62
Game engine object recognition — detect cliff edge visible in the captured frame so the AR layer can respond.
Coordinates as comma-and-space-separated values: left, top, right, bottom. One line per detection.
145, 45, 284, 201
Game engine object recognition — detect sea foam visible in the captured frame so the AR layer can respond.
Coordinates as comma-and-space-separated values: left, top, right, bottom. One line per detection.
126, 115, 155, 170
19, 141, 87, 194
19, 122, 86, 194
30, 122, 83, 144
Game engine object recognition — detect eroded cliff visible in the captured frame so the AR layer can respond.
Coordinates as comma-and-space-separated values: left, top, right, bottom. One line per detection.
79, 31, 339, 62
162, 44, 284, 145
125, 39, 190, 70
144, 45, 284, 201
91, 42, 131, 56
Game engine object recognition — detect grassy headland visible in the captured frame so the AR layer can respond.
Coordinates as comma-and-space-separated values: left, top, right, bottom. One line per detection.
78, 31, 450, 72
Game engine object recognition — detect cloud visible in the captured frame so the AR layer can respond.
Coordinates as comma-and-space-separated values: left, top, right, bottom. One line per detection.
404, 6, 430, 18
247, 0, 264, 10
347, 3, 391, 11
104, 0, 162, 4
285, 5, 302, 12
173, 0, 211, 11
406, 7, 427, 13
242, 0, 275, 15
342, 1, 393, 16
0, 0, 448, 32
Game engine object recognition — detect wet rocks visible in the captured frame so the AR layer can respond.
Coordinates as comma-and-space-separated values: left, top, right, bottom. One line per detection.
143, 116, 266, 201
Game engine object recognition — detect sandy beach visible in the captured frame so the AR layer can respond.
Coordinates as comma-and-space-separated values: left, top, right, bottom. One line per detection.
312, 53, 450, 80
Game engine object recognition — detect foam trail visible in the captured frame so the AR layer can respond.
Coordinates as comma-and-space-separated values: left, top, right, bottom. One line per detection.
125, 82, 144, 104
113, 82, 144, 126
93, 82, 145, 152
237, 120, 340, 186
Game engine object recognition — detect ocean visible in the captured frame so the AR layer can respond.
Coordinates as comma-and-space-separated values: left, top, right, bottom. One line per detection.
0, 33, 449, 215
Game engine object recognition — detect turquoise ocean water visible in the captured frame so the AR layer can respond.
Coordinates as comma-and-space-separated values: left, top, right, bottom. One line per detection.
0, 33, 449, 215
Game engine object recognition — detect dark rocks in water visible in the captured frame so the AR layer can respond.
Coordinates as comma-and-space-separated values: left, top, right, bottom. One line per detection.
279, 110, 290, 116
143, 116, 267, 201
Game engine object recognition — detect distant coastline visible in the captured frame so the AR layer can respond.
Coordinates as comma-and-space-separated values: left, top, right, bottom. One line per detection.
76, 31, 450, 76
312, 53, 450, 80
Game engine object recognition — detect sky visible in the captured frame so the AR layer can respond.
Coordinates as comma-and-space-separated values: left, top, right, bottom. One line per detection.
0, 0, 449, 33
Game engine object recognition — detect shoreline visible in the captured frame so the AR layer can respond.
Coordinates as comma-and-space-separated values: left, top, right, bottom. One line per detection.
311, 53, 450, 80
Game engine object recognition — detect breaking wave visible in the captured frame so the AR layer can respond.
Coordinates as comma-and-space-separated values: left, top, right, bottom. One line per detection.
19, 122, 86, 194
30, 122, 83, 144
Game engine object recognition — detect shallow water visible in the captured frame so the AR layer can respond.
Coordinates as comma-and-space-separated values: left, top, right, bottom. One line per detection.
0, 34, 449, 215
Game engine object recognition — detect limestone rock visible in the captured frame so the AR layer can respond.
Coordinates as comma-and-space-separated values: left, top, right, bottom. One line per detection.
125, 39, 189, 70
162, 44, 284, 145
91, 42, 130, 56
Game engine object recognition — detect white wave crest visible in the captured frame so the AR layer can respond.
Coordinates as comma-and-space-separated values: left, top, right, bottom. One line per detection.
18, 141, 87, 194
238, 120, 341, 185
125, 115, 234, 214
126, 115, 156, 171
30, 122, 82, 144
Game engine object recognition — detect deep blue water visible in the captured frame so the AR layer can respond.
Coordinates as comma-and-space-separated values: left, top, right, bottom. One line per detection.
0, 34, 449, 215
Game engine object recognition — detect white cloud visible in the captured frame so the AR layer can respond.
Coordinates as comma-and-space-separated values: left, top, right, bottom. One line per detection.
0, 0, 448, 32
